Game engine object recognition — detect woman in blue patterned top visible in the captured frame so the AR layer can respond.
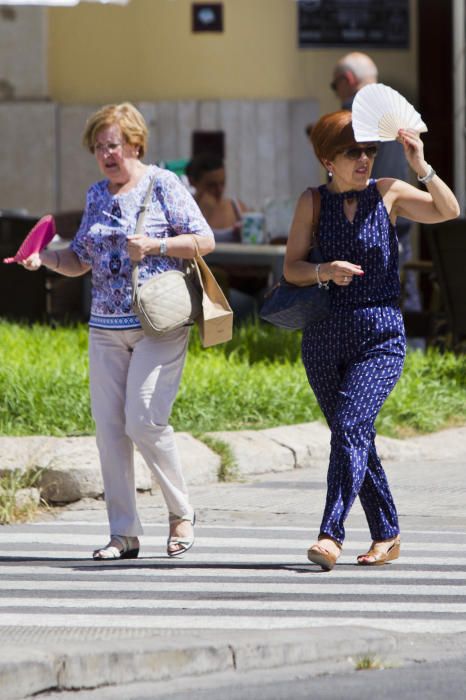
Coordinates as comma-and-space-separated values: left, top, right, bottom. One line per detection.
284, 110, 459, 571
22, 103, 215, 560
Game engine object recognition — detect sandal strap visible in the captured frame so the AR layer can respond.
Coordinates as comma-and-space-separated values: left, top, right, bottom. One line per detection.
94, 535, 138, 559
167, 537, 193, 547
112, 535, 139, 551
93, 545, 122, 560
358, 537, 400, 560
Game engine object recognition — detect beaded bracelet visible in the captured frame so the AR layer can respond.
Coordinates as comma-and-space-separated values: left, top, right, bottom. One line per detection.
315, 263, 329, 289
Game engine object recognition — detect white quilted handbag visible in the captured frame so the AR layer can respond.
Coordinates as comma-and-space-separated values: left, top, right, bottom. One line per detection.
132, 263, 202, 336
131, 176, 202, 336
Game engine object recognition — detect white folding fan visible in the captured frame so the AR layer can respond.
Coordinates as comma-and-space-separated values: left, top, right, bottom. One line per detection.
352, 83, 427, 142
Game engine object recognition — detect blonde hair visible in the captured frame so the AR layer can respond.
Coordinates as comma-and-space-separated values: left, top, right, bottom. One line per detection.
82, 102, 148, 159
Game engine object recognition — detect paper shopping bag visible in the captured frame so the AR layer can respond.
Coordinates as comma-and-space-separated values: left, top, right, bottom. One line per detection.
194, 255, 233, 348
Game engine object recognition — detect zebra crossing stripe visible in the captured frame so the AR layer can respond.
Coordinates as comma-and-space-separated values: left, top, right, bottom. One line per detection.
0, 524, 465, 636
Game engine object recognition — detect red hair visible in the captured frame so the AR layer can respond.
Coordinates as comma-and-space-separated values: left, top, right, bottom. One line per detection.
311, 110, 357, 163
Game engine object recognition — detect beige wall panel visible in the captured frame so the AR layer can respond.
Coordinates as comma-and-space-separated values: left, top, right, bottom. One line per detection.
290, 100, 320, 195
154, 102, 178, 162
176, 101, 198, 161
256, 102, 277, 208
58, 105, 100, 213
0, 8, 47, 99
199, 101, 219, 131
137, 102, 157, 164
273, 101, 292, 198
0, 103, 55, 216
238, 102, 259, 209
219, 101, 241, 201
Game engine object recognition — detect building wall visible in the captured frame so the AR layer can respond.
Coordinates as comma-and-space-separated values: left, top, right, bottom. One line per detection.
48, 0, 418, 110
0, 1, 419, 216
0, 7, 47, 99
0, 98, 319, 215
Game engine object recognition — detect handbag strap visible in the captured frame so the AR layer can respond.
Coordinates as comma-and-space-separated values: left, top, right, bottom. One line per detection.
131, 175, 156, 302
309, 187, 321, 247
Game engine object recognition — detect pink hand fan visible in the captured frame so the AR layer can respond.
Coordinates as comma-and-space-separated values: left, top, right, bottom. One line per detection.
3, 215, 56, 264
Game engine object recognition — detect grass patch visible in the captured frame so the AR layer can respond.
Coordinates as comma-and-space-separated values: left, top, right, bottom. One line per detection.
200, 435, 239, 482
0, 321, 90, 436
354, 655, 383, 671
0, 319, 465, 439
0, 469, 43, 525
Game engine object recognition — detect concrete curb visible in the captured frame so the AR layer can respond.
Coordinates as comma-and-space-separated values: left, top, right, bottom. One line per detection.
2, 424, 465, 506
0, 626, 400, 699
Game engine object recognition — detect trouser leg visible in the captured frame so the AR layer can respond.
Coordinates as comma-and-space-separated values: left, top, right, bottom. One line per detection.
302, 308, 405, 544
89, 328, 143, 537
321, 353, 402, 545
125, 327, 193, 520
358, 440, 400, 541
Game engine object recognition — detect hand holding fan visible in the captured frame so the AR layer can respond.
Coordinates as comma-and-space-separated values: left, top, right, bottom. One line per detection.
352, 83, 427, 142
3, 215, 56, 264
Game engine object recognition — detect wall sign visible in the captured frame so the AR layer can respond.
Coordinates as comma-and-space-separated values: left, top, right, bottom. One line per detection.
298, 0, 409, 49
192, 3, 224, 33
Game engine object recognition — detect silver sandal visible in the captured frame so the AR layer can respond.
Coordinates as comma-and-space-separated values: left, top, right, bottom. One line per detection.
92, 535, 140, 560
167, 513, 196, 557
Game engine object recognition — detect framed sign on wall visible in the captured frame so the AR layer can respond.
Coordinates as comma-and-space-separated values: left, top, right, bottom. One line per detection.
192, 3, 224, 33
298, 0, 409, 49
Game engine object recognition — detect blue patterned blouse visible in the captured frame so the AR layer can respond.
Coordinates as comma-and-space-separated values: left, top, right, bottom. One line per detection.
71, 165, 214, 329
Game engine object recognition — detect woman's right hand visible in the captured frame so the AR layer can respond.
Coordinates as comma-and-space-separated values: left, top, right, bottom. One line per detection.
321, 260, 364, 286
20, 252, 43, 271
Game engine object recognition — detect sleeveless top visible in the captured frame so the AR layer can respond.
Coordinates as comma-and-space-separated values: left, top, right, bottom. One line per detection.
317, 180, 400, 310
212, 199, 242, 242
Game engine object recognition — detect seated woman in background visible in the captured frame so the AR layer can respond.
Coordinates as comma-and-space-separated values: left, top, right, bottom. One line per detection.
186, 153, 263, 319
186, 153, 248, 242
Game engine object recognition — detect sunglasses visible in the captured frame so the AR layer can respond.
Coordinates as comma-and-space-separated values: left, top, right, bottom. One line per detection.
342, 145, 378, 160
330, 75, 345, 92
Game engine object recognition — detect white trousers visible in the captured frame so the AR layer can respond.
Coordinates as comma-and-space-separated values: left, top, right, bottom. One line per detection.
88, 326, 193, 537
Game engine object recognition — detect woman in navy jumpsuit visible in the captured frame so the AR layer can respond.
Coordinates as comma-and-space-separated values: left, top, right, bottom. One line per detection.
284, 111, 459, 571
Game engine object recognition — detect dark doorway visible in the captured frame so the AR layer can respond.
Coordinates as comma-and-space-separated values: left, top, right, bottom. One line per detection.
415, 0, 454, 323
192, 131, 225, 159
417, 0, 453, 189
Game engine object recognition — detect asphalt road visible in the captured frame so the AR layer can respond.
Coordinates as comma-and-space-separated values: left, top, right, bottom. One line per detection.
1, 456, 465, 699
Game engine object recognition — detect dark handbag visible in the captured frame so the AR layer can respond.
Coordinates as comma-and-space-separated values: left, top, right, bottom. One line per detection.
259, 189, 330, 330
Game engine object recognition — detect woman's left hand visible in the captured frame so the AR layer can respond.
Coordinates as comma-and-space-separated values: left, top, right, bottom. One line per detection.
398, 128, 429, 177
127, 234, 153, 262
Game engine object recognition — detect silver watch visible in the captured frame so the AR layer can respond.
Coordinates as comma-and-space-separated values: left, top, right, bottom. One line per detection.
417, 166, 436, 184
159, 239, 168, 256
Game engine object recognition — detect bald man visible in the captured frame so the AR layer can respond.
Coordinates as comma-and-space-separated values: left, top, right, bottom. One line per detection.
331, 51, 421, 316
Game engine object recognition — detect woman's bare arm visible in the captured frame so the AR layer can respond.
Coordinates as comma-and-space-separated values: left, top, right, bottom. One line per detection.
379, 128, 460, 224
284, 190, 363, 287
21, 247, 91, 276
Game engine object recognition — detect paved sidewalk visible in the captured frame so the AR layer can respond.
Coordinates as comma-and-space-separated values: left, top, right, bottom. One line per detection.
1, 426, 465, 699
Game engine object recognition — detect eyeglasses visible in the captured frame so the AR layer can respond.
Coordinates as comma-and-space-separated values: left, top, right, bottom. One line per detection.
94, 142, 124, 155
342, 145, 378, 160
330, 75, 345, 92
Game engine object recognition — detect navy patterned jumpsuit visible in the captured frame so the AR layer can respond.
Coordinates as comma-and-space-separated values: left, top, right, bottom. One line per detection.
301, 180, 407, 545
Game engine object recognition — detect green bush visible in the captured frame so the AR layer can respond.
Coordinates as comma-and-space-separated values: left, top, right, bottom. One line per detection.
0, 320, 464, 438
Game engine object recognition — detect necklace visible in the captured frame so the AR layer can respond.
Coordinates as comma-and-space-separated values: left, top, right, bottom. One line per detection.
340, 190, 361, 201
